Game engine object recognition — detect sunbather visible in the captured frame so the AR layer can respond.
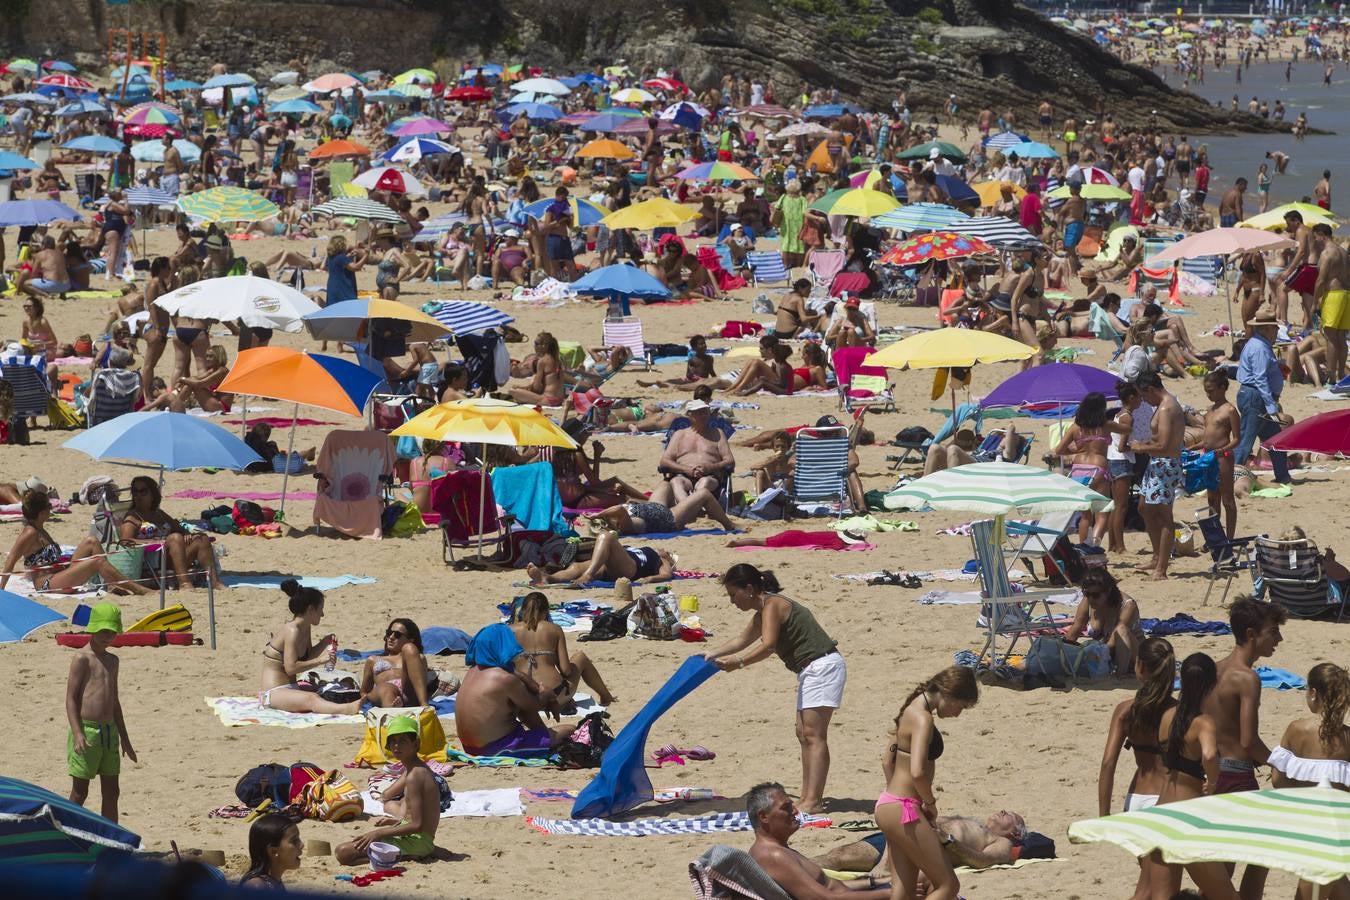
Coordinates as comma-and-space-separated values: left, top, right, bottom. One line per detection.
0, 490, 152, 595
359, 618, 437, 708
509, 592, 616, 707
118, 475, 225, 590
456, 625, 577, 757
1062, 569, 1144, 675
526, 531, 674, 587
550, 420, 645, 508
258, 580, 365, 714
923, 425, 1021, 476
812, 807, 1032, 881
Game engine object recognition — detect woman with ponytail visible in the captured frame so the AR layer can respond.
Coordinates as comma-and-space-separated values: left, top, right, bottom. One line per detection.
258, 580, 364, 714
875, 666, 978, 900
1097, 637, 1176, 900
704, 564, 846, 814
1271, 662, 1350, 789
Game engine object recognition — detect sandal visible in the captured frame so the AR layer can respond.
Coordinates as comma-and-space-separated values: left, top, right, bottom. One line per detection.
678, 745, 716, 761
652, 744, 685, 766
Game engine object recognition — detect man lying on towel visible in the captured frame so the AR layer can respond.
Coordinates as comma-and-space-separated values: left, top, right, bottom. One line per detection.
455, 624, 576, 758
747, 782, 892, 897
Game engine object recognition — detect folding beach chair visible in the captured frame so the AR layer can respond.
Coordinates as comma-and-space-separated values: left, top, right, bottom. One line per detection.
313, 429, 396, 540
787, 425, 851, 519
689, 844, 791, 900
713, 243, 737, 276
489, 460, 568, 535
831, 345, 894, 414
1252, 536, 1344, 620
1194, 506, 1257, 606
328, 160, 356, 200
806, 249, 846, 288
970, 518, 1063, 664
1088, 301, 1126, 359
86, 368, 141, 427
886, 400, 983, 469
601, 315, 650, 371
429, 469, 515, 565
746, 251, 788, 286
1003, 509, 1076, 583
1, 362, 51, 420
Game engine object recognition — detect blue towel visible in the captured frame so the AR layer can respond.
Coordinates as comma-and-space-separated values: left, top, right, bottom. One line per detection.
338, 625, 472, 661
359, 695, 456, 716
1141, 613, 1231, 637
223, 574, 376, 591
574, 573, 698, 590
637, 528, 735, 542
490, 461, 568, 534
1256, 666, 1306, 691
465, 623, 523, 671
572, 656, 719, 818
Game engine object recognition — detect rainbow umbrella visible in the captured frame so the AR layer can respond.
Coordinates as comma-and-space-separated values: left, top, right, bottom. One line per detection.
122, 103, 181, 126
674, 161, 758, 181
880, 231, 996, 266
177, 187, 279, 222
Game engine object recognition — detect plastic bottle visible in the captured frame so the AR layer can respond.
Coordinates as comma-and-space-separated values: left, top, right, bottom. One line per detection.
325, 636, 337, 672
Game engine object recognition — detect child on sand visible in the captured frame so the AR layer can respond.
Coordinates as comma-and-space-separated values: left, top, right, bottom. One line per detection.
336, 715, 445, 865
1199, 371, 1240, 538
65, 602, 136, 822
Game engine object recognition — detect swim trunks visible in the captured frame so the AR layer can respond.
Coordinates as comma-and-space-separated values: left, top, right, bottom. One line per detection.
1286, 263, 1320, 295
1324, 289, 1350, 330
1140, 456, 1182, 505
68, 720, 120, 779
30, 279, 72, 293
1220, 214, 1237, 228
1064, 221, 1085, 251
387, 826, 435, 859
545, 233, 574, 262
463, 724, 554, 758
1215, 757, 1259, 794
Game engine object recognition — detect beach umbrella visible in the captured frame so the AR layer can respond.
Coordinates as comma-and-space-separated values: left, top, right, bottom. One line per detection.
0, 199, 80, 226
123, 187, 177, 207
980, 362, 1121, 412
600, 196, 695, 230
309, 138, 372, 159
0, 776, 140, 866
304, 72, 360, 93
1145, 227, 1295, 266
802, 103, 858, 119
1048, 183, 1131, 201
809, 187, 902, 218
850, 169, 904, 191
1068, 784, 1350, 887
873, 202, 970, 233
1002, 141, 1058, 159
953, 215, 1044, 250
985, 131, 1032, 150
644, 77, 689, 94
0, 92, 56, 106
446, 85, 492, 102
776, 121, 830, 138
178, 187, 278, 222
122, 103, 180, 126
383, 137, 458, 164
675, 161, 758, 182
576, 138, 634, 160
5, 58, 37, 74
269, 98, 322, 115
393, 67, 437, 85
131, 138, 199, 163
270, 70, 299, 85
880, 231, 995, 266
1071, 165, 1119, 185
364, 88, 417, 103
614, 117, 677, 137
351, 166, 426, 196
884, 460, 1112, 516
108, 63, 148, 81
0, 150, 39, 171
429, 300, 516, 335
610, 87, 656, 104
560, 110, 604, 126
202, 85, 258, 107
972, 181, 1025, 205
578, 111, 641, 133
1264, 409, 1350, 456
392, 399, 577, 554
203, 72, 254, 89
1265, 201, 1335, 219
61, 135, 122, 154
659, 101, 708, 129
35, 73, 93, 91
513, 77, 570, 95
0, 591, 62, 644
738, 104, 795, 120
1239, 208, 1336, 232
42, 60, 76, 73
154, 275, 318, 331
522, 197, 609, 227
869, 328, 1034, 417
390, 116, 455, 136
898, 140, 967, 163
497, 102, 562, 123
933, 174, 979, 205
219, 347, 383, 515
54, 98, 109, 118
302, 297, 450, 344
573, 262, 671, 315
311, 196, 403, 223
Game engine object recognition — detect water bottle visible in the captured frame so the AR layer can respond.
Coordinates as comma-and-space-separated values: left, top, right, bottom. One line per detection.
325, 636, 337, 672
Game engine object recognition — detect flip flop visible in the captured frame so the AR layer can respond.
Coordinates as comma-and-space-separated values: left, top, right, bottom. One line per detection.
678, 745, 716, 761
652, 744, 685, 766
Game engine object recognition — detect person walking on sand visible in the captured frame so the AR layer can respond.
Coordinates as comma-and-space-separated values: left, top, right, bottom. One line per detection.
703, 564, 846, 815
66, 603, 136, 822
1313, 222, 1350, 384
1129, 373, 1184, 581
1234, 316, 1292, 485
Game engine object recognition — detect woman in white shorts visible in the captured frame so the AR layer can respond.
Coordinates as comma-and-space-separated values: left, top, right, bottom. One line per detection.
1096, 636, 1176, 899
703, 564, 845, 814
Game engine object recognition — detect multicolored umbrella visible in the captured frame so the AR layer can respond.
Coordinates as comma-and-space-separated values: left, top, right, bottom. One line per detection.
351, 166, 426, 196
954, 215, 1045, 250
35, 73, 93, 91
809, 187, 902, 218
879, 231, 995, 266
122, 102, 180, 126
393, 67, 437, 86
177, 187, 279, 222
984, 131, 1031, 151
738, 104, 795, 120
311, 196, 403, 223
0, 776, 140, 866
674, 161, 758, 181
383, 137, 458, 164
429, 301, 516, 335
643, 77, 688, 94
776, 121, 829, 138
1072, 165, 1119, 185
522, 197, 609, 227
1068, 785, 1350, 886
884, 460, 1113, 516
873, 202, 970, 233
614, 117, 678, 137
302, 297, 451, 344
576, 138, 634, 160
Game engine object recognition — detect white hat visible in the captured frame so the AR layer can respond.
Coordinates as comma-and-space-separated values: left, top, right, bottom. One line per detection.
21, 476, 47, 495
502, 227, 521, 237
685, 399, 710, 412
929, 147, 940, 159
1179, 188, 1191, 201
730, 222, 743, 231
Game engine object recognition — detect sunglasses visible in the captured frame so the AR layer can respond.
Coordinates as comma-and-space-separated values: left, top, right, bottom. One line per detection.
385, 629, 407, 639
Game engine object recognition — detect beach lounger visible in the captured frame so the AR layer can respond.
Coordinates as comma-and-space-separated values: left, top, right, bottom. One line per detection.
971, 518, 1062, 665
1194, 506, 1256, 606
788, 425, 851, 519
831, 345, 894, 414
689, 844, 791, 900
601, 315, 651, 371
886, 401, 984, 469
313, 429, 395, 540
429, 468, 515, 565
746, 251, 788, 286
1252, 536, 1344, 621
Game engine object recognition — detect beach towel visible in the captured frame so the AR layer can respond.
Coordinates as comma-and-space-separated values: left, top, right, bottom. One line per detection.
444, 747, 552, 768
1251, 484, 1294, 499
490, 461, 567, 534
362, 787, 524, 818
734, 530, 873, 552
223, 574, 375, 591
314, 429, 393, 539
206, 696, 363, 728
919, 589, 1078, 606
633, 528, 733, 542
529, 570, 716, 590
531, 810, 831, 837
830, 516, 917, 533
170, 489, 318, 501
1257, 667, 1307, 691
1140, 613, 1231, 637
572, 656, 718, 819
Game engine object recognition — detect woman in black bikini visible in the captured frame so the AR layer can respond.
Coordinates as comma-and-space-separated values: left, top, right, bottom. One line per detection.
168, 264, 211, 409
0, 491, 151, 595
772, 279, 823, 339
509, 593, 616, 707
239, 814, 303, 890
526, 531, 674, 587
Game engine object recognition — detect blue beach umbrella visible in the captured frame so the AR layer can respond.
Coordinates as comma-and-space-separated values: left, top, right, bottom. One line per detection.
61, 135, 122, 154
0, 92, 55, 106
497, 102, 562, 123
934, 174, 979, 204
1003, 141, 1059, 159
54, 98, 109, 118
42, 60, 77, 73
985, 131, 1031, 150
164, 78, 202, 92
802, 103, 859, 119
0, 591, 63, 643
0, 199, 80, 226
522, 197, 609, 227
0, 776, 140, 867
64, 411, 262, 471
203, 72, 254, 89
578, 111, 637, 133
131, 139, 200, 163
270, 98, 323, 115
382, 137, 457, 163
0, 150, 39, 170
573, 262, 671, 315
109, 64, 149, 81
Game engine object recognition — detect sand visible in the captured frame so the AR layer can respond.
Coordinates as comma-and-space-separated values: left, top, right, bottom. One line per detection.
1, 128, 1344, 899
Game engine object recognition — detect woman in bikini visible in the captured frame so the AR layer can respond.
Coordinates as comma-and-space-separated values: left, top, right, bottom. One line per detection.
1096, 637, 1176, 900
549, 420, 644, 509
1052, 391, 1120, 544
771, 279, 823, 338
141, 256, 174, 402
408, 440, 455, 512
169, 264, 211, 388
359, 618, 437, 708
981, 263, 1027, 337
1013, 253, 1052, 369
526, 531, 674, 587
259, 579, 365, 714
876, 666, 979, 900
509, 332, 564, 407
117, 475, 224, 590
148, 345, 232, 413
0, 491, 152, 595
1156, 654, 1238, 900
459, 181, 492, 279
1063, 569, 1144, 675
585, 481, 735, 536
509, 593, 616, 708
725, 343, 794, 396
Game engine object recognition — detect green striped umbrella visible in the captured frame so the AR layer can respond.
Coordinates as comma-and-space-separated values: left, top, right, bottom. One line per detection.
177, 186, 279, 223
883, 460, 1112, 516
1069, 785, 1350, 886
311, 197, 403, 223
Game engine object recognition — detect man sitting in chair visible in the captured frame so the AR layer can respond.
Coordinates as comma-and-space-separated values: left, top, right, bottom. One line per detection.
652, 399, 735, 504
923, 424, 1023, 476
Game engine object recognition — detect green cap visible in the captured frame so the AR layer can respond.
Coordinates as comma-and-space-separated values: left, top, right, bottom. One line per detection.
86, 602, 123, 635
384, 715, 419, 745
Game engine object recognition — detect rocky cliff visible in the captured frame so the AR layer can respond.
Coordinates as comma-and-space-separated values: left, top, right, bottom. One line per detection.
9, 0, 1271, 133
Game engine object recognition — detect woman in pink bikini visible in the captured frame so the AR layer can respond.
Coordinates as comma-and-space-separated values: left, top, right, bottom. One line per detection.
876, 665, 978, 900
1052, 391, 1125, 544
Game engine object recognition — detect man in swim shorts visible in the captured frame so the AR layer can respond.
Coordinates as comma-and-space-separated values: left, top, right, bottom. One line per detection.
335, 716, 445, 864
1280, 210, 1321, 331
1057, 180, 1086, 274
454, 624, 575, 759
1314, 222, 1350, 383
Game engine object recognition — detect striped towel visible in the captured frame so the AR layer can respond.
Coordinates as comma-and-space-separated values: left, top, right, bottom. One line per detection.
527, 811, 831, 837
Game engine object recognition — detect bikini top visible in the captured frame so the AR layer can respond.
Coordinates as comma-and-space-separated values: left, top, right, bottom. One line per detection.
1165, 742, 1206, 781
1124, 737, 1164, 756
893, 724, 944, 762
23, 540, 62, 569
1268, 745, 1350, 787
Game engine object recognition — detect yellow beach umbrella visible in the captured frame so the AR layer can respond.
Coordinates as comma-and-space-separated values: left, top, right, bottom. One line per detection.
600, 196, 696, 230
809, 187, 902, 218
1268, 201, 1335, 219
1239, 208, 1336, 232
1048, 183, 1131, 201
973, 181, 1026, 206
576, 138, 635, 160
393, 68, 436, 86
869, 328, 1034, 416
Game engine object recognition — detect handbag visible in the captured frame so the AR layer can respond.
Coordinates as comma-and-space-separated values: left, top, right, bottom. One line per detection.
1024, 636, 1111, 680
353, 705, 446, 766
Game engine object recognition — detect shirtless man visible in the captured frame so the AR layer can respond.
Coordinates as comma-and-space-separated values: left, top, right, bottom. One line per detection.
1174, 136, 1194, 188
1198, 371, 1241, 538
655, 399, 734, 503
1278, 210, 1320, 331
454, 625, 575, 758
1080, 236, 1142, 283
814, 809, 1029, 883
1204, 595, 1286, 900
16, 236, 72, 299
1312, 222, 1350, 383
334, 715, 443, 865
1037, 99, 1052, 140
1058, 181, 1087, 274
160, 133, 184, 196
1129, 373, 1184, 580
1218, 178, 1246, 228
746, 782, 892, 899
1314, 169, 1332, 210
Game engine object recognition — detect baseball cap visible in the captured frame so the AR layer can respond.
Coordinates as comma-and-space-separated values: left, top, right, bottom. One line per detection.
730, 222, 743, 231
383, 715, 419, 743
844, 295, 861, 308
685, 399, 710, 412
86, 602, 123, 635
929, 147, 940, 159
814, 414, 842, 428
21, 476, 48, 495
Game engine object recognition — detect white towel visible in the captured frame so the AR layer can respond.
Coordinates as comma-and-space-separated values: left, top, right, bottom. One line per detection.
362, 787, 524, 818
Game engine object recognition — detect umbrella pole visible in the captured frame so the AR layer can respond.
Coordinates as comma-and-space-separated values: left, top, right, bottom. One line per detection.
1224, 259, 1237, 345
157, 466, 167, 610
477, 441, 487, 558
240, 396, 249, 439
279, 403, 299, 519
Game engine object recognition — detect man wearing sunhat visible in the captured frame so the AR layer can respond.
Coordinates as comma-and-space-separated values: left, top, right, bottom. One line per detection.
335, 715, 444, 865
66, 602, 136, 823
1234, 315, 1291, 484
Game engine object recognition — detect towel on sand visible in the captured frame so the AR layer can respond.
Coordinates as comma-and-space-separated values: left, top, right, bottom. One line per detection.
206, 696, 363, 728
172, 489, 317, 501
339, 626, 473, 659
530, 810, 830, 837
362, 787, 523, 818
1141, 613, 1231, 637
223, 574, 375, 591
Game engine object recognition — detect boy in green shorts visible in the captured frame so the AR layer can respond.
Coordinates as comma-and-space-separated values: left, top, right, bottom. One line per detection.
65, 602, 136, 822
336, 715, 446, 865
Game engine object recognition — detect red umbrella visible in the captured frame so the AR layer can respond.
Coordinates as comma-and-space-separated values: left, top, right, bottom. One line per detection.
643, 78, 688, 94
880, 231, 996, 266
1264, 409, 1350, 455
36, 73, 94, 91
446, 85, 492, 102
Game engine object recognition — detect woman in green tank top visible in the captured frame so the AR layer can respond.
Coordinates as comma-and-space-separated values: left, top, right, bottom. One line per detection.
704, 564, 846, 814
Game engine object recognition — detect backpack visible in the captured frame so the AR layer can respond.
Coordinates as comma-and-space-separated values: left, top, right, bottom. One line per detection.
895, 425, 934, 445
1041, 533, 1088, 586
554, 711, 614, 769
292, 767, 363, 822
236, 762, 304, 808
578, 600, 636, 642
232, 500, 268, 528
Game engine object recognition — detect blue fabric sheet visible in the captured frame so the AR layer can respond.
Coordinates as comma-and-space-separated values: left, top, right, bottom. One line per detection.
1172, 666, 1306, 692
338, 626, 473, 660
572, 656, 719, 819
222, 574, 376, 591
490, 461, 568, 534
465, 623, 524, 670
637, 528, 735, 542
1140, 613, 1232, 637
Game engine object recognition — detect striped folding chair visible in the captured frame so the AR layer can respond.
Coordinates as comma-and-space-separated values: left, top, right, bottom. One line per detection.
1, 363, 51, 419
1253, 536, 1343, 620
746, 251, 789, 286
87, 369, 141, 427
788, 426, 851, 519
601, 315, 650, 370
970, 518, 1065, 664
807, 249, 846, 287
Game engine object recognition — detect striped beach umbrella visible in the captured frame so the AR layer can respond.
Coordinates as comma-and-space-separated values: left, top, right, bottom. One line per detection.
984, 131, 1030, 151
0, 776, 140, 867
123, 187, 177, 207
883, 460, 1112, 516
383, 137, 458, 164
131, 138, 199, 163
1069, 785, 1350, 886
736, 104, 796, 120
675, 161, 758, 182
311, 197, 403, 223
177, 187, 279, 223
430, 301, 516, 335
953, 215, 1045, 249
873, 202, 970, 233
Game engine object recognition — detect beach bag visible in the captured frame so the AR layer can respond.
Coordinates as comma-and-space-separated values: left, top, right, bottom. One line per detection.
387, 502, 425, 538
1041, 534, 1087, 586
353, 706, 446, 766
294, 768, 362, 822
554, 711, 614, 769
47, 396, 83, 429
895, 425, 933, 445
629, 592, 682, 640
1024, 636, 1111, 680
105, 545, 145, 582
271, 452, 305, 474
578, 600, 635, 642
78, 476, 118, 506
235, 763, 293, 808
1172, 522, 1199, 558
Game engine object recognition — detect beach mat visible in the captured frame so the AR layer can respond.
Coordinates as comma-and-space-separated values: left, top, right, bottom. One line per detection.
223, 574, 375, 591
362, 787, 523, 818
528, 810, 831, 837
171, 489, 318, 501
205, 696, 363, 728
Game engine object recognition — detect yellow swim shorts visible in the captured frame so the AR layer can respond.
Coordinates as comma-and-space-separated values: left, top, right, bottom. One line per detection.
1323, 289, 1350, 330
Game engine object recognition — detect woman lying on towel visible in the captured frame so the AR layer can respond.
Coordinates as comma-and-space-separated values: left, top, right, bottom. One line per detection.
1, 490, 153, 595
526, 532, 674, 587
259, 580, 365, 714
510, 593, 617, 707
119, 476, 225, 590
360, 618, 438, 708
